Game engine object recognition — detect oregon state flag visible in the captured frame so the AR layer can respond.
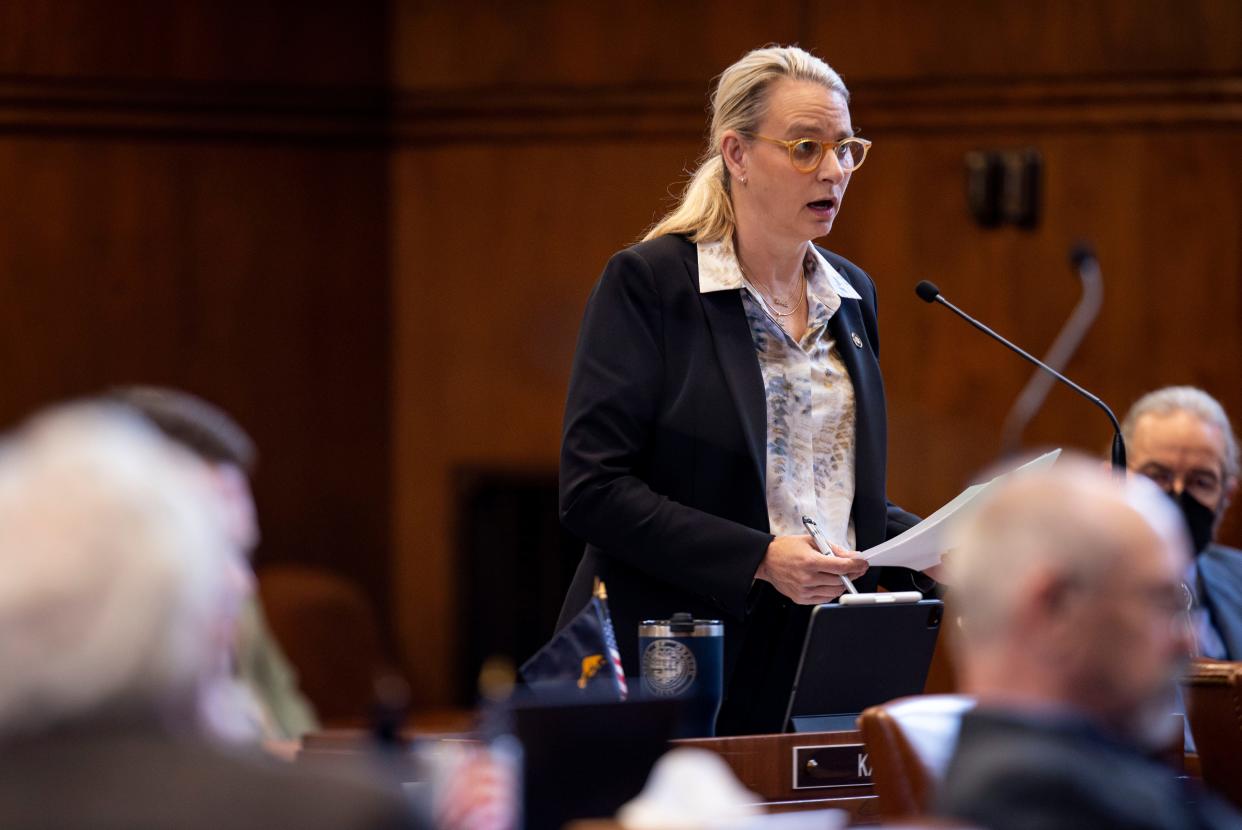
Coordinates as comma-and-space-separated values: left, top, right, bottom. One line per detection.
519, 581, 628, 701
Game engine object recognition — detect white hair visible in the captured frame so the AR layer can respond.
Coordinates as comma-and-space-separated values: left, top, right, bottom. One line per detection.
947, 455, 1188, 642
1121, 385, 1238, 480
0, 403, 238, 735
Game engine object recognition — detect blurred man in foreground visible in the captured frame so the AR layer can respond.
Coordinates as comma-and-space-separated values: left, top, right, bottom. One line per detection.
0, 403, 420, 829
936, 457, 1240, 830
1122, 385, 1241, 659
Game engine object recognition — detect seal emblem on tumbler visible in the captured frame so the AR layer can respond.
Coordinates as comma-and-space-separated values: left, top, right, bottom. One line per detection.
641, 639, 697, 697
639, 614, 724, 736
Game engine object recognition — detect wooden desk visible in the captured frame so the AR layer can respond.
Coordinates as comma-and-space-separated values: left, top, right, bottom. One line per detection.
301, 727, 881, 824
677, 730, 879, 823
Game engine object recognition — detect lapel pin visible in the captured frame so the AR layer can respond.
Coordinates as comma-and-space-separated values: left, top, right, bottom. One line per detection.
851, 331, 864, 349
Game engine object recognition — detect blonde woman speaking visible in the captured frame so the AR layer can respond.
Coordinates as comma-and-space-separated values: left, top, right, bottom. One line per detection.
557, 45, 936, 735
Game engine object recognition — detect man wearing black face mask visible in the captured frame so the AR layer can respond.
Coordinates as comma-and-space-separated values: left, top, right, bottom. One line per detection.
1121, 386, 1241, 660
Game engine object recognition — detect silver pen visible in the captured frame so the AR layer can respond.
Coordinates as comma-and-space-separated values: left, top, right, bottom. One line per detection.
802, 515, 859, 594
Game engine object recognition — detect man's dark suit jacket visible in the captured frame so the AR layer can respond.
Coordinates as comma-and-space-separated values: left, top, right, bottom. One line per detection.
0, 718, 424, 830
1200, 543, 1242, 659
557, 233, 921, 734
937, 708, 1241, 830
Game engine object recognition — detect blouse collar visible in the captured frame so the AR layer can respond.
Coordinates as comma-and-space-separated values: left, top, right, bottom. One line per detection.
696, 238, 863, 302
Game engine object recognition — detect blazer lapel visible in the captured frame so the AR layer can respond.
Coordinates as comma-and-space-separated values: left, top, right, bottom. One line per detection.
828, 297, 886, 547
828, 299, 874, 429
699, 288, 768, 492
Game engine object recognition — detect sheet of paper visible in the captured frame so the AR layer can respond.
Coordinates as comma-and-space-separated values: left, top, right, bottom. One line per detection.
862, 448, 1062, 571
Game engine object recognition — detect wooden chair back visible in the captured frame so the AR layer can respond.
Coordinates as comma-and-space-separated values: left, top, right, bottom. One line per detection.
859, 694, 975, 819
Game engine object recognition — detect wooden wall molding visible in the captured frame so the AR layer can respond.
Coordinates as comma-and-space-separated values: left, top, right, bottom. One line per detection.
393, 84, 707, 145
0, 75, 389, 143
3, 72, 1237, 144
394, 74, 1242, 143
856, 74, 1242, 133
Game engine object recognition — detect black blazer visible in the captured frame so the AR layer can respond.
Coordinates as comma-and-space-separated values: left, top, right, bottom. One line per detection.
938, 709, 1242, 829
557, 233, 920, 733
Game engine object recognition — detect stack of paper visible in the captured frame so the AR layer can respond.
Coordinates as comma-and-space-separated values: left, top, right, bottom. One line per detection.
863, 449, 1062, 571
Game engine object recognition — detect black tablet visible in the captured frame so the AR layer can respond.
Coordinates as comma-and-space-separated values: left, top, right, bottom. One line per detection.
783, 599, 944, 732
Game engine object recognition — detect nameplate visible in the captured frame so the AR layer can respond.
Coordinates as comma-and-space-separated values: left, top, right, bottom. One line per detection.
792, 743, 872, 790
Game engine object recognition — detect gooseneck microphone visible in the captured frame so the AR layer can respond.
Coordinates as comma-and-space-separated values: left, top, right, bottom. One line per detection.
915, 279, 1127, 472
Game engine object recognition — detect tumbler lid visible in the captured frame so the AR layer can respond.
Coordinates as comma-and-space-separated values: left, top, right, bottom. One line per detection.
639, 612, 723, 638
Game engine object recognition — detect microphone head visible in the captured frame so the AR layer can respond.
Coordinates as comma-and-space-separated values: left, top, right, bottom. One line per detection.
915, 280, 941, 303
1069, 241, 1096, 270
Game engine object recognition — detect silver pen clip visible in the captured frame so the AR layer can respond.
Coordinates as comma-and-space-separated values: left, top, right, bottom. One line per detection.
801, 515, 858, 595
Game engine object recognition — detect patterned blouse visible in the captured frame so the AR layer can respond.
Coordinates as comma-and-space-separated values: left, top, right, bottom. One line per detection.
698, 239, 861, 549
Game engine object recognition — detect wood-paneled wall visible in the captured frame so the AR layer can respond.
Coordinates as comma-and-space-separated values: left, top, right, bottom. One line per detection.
391, 0, 1242, 704
2, 1, 1238, 708
0, 1, 396, 645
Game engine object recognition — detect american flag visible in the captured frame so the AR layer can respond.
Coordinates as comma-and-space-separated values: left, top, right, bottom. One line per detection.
519, 578, 629, 702
594, 581, 629, 700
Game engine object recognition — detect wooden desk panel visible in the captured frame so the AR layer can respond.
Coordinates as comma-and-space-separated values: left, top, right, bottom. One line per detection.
302, 727, 880, 824
678, 731, 879, 824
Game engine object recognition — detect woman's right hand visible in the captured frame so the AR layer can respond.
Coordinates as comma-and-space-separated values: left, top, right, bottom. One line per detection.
754, 534, 869, 605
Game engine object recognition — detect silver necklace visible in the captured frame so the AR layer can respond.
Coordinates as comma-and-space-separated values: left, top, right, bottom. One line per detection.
739, 260, 807, 319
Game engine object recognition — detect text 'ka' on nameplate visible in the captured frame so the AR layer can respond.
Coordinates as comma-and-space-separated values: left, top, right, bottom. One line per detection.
792, 743, 873, 790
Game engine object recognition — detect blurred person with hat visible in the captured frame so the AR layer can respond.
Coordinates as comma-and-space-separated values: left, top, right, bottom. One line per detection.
0, 402, 422, 829
111, 385, 319, 755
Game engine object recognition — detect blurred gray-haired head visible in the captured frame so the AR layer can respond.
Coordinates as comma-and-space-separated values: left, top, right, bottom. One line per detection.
947, 454, 1188, 640
0, 402, 242, 736
945, 454, 1194, 746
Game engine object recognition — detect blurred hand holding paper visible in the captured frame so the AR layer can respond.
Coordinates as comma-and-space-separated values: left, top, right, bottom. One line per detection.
862, 449, 1062, 571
